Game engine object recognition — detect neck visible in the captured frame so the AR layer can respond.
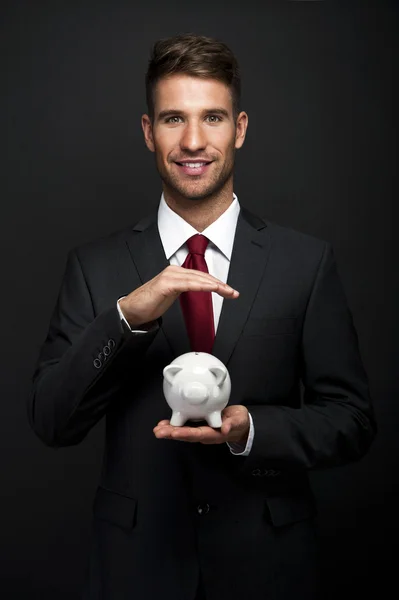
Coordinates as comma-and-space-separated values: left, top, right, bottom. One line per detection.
163, 181, 234, 232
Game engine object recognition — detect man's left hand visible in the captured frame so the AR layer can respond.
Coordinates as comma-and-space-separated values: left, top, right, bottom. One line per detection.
153, 405, 250, 445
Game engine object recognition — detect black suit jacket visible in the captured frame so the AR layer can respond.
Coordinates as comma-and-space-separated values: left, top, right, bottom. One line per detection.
28, 207, 376, 600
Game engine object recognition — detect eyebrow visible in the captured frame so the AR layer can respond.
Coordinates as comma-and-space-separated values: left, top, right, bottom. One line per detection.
156, 108, 230, 121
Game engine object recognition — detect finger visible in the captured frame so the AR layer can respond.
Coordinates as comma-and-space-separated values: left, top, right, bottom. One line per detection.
162, 266, 221, 288
154, 425, 195, 438
188, 426, 225, 442
154, 425, 174, 437
153, 423, 170, 433
172, 426, 224, 444
155, 420, 170, 428
171, 426, 201, 440
179, 270, 239, 295
165, 268, 240, 297
171, 425, 208, 439
175, 267, 230, 285
166, 278, 239, 299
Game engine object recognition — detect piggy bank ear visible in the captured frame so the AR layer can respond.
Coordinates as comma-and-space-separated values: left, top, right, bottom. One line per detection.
163, 365, 183, 385
209, 366, 227, 386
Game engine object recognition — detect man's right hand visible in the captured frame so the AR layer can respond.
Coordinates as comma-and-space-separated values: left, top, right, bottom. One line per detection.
118, 265, 240, 328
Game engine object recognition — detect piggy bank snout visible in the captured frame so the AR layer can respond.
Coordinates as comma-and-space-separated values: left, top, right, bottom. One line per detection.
182, 382, 209, 405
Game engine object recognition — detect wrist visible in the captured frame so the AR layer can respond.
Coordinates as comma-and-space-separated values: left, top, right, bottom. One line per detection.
237, 425, 250, 444
118, 298, 157, 330
118, 298, 141, 328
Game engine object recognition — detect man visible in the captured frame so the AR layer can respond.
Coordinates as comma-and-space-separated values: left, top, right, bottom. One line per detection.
28, 33, 376, 600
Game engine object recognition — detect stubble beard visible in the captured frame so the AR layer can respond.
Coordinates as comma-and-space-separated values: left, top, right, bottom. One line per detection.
156, 149, 236, 202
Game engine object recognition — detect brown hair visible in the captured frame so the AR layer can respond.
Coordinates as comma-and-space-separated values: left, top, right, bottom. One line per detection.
145, 33, 241, 121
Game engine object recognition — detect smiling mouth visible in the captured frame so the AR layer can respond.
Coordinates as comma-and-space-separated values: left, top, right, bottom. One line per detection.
174, 161, 213, 176
175, 161, 211, 166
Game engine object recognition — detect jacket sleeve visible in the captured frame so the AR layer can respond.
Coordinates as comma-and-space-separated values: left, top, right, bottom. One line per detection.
240, 242, 377, 474
27, 248, 160, 448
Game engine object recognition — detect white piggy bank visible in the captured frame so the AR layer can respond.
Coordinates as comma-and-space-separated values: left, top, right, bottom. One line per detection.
163, 352, 231, 428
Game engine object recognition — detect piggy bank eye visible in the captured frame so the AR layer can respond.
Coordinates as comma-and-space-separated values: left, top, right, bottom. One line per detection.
209, 366, 226, 386
212, 386, 220, 398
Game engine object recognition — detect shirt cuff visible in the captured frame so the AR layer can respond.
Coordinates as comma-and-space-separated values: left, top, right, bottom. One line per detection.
227, 412, 254, 456
117, 297, 157, 333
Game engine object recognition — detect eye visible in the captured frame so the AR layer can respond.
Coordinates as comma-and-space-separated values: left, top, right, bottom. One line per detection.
206, 115, 222, 123
165, 116, 183, 123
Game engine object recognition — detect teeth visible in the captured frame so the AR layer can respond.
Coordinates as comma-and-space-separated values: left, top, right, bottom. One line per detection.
181, 162, 207, 168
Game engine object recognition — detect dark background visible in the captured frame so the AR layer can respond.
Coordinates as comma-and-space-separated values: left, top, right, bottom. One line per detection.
2, 1, 397, 598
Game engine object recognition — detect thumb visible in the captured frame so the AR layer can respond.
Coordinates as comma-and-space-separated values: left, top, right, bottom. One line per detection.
221, 420, 231, 435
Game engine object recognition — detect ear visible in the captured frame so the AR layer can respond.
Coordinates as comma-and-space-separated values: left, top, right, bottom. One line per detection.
209, 366, 227, 387
234, 111, 248, 150
141, 113, 155, 152
163, 365, 183, 385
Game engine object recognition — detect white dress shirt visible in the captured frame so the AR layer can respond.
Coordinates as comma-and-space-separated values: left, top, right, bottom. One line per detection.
117, 192, 255, 456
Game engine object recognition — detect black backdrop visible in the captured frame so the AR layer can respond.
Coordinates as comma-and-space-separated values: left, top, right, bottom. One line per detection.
2, 1, 397, 598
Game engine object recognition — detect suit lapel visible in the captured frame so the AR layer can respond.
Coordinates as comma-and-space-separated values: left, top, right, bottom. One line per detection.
124, 206, 271, 365
212, 207, 271, 365
125, 212, 191, 358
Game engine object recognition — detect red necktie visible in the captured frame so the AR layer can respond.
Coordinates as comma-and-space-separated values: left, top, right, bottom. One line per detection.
179, 234, 215, 354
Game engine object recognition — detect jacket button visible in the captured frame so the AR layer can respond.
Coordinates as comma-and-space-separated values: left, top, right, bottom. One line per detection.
197, 503, 210, 515
103, 345, 111, 356
251, 468, 261, 476
265, 469, 280, 477
108, 339, 115, 348
93, 358, 101, 369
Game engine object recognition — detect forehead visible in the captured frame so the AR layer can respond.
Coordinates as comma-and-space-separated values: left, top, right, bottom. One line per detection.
153, 74, 233, 114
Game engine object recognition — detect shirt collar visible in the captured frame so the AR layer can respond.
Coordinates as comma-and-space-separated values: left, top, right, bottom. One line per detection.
157, 192, 240, 261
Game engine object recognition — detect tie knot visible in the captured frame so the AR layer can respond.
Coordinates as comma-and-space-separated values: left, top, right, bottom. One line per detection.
186, 234, 209, 256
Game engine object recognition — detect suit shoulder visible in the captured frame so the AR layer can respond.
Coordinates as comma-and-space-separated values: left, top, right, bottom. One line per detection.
263, 219, 330, 255
68, 227, 131, 261
67, 211, 155, 263
241, 206, 329, 254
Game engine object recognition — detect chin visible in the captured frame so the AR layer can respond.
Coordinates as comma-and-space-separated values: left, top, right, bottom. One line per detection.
167, 181, 217, 202
181, 189, 216, 202
161, 169, 227, 202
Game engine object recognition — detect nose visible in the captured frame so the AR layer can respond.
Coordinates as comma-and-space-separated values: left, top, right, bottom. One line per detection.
180, 120, 206, 153
182, 382, 209, 405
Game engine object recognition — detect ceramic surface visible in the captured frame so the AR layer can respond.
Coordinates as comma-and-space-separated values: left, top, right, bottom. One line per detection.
163, 352, 231, 427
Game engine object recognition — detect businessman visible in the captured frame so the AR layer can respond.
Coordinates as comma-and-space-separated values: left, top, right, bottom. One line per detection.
29, 33, 376, 600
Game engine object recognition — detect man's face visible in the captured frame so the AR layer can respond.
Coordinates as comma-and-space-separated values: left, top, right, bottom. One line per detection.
142, 74, 247, 202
